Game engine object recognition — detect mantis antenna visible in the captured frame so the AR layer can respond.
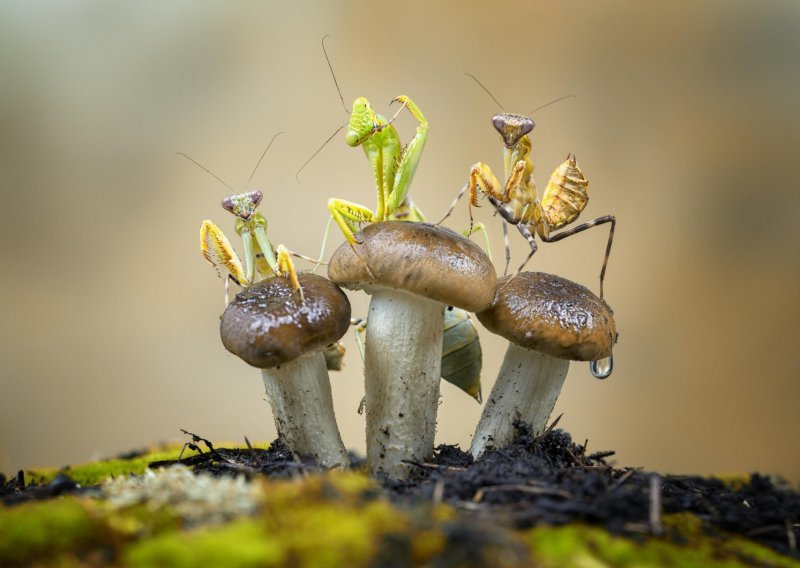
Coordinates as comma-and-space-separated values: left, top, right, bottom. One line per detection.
465, 72, 575, 116
176, 153, 234, 191
295, 123, 345, 182
528, 94, 576, 115
178, 131, 284, 192
246, 131, 283, 188
465, 73, 505, 110
322, 34, 349, 115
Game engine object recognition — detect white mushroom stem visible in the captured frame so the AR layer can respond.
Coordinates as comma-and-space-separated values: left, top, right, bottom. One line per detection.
364, 287, 445, 480
470, 343, 570, 458
261, 351, 350, 469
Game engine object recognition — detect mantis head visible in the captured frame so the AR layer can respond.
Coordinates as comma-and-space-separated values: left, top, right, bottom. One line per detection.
492, 113, 535, 148
222, 190, 263, 221
346, 97, 380, 147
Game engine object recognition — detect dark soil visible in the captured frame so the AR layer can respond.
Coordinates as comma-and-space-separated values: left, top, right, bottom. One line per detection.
392, 422, 800, 559
3, 424, 798, 559
1, 470, 96, 505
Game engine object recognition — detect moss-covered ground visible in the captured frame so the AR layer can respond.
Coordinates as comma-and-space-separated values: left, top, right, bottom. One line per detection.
1, 445, 798, 567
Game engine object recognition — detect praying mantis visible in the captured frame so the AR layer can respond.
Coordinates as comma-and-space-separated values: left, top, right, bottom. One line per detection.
181, 134, 304, 303
301, 36, 485, 401
440, 75, 616, 300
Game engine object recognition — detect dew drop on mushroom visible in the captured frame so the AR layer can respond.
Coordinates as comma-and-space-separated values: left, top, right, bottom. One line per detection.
590, 355, 613, 379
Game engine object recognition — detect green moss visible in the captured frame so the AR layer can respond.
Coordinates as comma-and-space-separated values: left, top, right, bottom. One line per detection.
28, 445, 200, 486
120, 472, 409, 568
0, 498, 99, 565
125, 519, 284, 568
257, 472, 408, 567
527, 522, 799, 568
3, 464, 797, 567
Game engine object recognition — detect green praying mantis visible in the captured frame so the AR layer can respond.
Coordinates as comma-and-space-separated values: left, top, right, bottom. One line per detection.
326, 93, 428, 242
299, 36, 485, 402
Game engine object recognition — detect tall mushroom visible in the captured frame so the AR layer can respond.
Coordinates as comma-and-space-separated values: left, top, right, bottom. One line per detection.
328, 221, 496, 479
471, 272, 616, 458
220, 273, 351, 469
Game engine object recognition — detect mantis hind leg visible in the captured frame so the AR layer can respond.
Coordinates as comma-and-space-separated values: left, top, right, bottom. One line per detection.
502, 221, 510, 276
512, 223, 539, 276
462, 222, 493, 264
541, 215, 616, 299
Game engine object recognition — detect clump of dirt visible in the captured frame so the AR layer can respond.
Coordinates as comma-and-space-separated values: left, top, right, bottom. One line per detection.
3, 424, 798, 558
1, 470, 94, 505
391, 422, 800, 558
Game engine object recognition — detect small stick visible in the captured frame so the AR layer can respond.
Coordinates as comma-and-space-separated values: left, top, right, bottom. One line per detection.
536, 413, 563, 440
401, 460, 467, 472
608, 468, 638, 492
472, 484, 572, 502
649, 474, 663, 536
588, 450, 616, 461
432, 479, 445, 506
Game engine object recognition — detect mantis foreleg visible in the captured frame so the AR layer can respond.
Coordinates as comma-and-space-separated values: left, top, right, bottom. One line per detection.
327, 198, 376, 244
386, 96, 428, 212
200, 220, 250, 286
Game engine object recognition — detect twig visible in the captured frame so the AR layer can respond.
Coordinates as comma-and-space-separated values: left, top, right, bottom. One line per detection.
180, 429, 231, 463
473, 484, 572, 502
432, 480, 445, 506
588, 450, 616, 461
149, 453, 209, 469
401, 460, 467, 472
608, 468, 638, 492
539, 413, 563, 439
649, 474, 663, 536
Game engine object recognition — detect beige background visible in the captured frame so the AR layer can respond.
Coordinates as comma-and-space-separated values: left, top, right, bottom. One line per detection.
1, 1, 798, 482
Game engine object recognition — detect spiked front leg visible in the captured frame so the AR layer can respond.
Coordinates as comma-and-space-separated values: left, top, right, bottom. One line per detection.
275, 244, 304, 302
327, 198, 376, 244
387, 95, 428, 212
200, 220, 250, 286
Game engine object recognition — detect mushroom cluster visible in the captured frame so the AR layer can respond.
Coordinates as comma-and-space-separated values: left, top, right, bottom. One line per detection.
203, 204, 617, 480
210, 223, 617, 480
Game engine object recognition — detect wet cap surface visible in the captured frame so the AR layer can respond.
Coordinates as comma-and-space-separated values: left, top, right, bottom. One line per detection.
220, 273, 351, 368
477, 272, 616, 360
328, 222, 496, 313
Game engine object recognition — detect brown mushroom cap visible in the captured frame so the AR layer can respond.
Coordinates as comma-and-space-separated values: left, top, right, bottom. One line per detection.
328, 222, 496, 312
220, 273, 351, 369
477, 272, 616, 360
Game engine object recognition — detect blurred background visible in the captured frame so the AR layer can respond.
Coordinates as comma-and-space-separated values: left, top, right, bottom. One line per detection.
1, 1, 798, 482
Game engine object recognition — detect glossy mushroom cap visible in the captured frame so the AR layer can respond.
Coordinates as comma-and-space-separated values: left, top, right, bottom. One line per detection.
220, 273, 351, 368
328, 222, 496, 312
477, 272, 616, 361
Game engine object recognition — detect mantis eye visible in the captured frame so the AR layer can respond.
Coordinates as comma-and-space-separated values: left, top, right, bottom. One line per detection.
491, 114, 506, 134
519, 117, 535, 136
222, 197, 235, 212
250, 190, 263, 206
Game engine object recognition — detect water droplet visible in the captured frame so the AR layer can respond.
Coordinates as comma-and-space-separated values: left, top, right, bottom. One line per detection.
590, 355, 613, 379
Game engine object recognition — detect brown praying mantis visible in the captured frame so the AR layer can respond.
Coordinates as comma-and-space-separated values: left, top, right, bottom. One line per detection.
438, 75, 616, 379
439, 74, 616, 300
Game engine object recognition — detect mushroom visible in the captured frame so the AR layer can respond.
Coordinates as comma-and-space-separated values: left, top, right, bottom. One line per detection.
220, 273, 351, 468
328, 221, 496, 479
471, 272, 616, 458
